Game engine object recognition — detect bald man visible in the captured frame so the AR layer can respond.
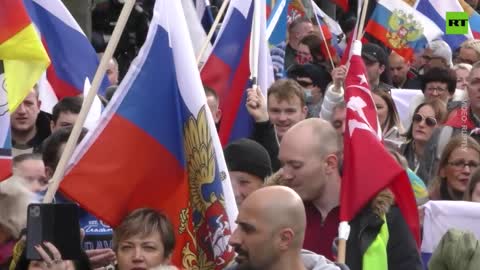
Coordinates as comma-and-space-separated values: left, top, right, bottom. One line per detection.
389, 52, 421, 89
228, 186, 340, 270
278, 118, 422, 270
279, 119, 340, 260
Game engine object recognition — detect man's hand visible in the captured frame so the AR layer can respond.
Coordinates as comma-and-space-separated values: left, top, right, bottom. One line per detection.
86, 248, 116, 269
246, 86, 269, 122
331, 65, 348, 92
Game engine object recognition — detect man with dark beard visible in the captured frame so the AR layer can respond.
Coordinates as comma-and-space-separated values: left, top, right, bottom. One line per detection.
227, 186, 341, 270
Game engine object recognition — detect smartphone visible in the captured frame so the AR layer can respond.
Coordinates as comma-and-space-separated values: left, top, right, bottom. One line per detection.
26, 203, 82, 260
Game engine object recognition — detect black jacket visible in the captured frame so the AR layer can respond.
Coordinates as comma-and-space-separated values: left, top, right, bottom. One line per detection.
345, 192, 423, 270
251, 120, 281, 172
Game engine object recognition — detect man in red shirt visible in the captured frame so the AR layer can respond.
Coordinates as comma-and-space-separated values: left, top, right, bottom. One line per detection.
278, 118, 422, 270
278, 118, 341, 260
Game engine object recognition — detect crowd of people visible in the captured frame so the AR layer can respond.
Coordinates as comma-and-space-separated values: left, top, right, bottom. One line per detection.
2, 0, 480, 269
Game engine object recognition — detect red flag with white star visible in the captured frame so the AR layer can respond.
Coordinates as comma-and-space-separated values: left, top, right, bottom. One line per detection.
340, 40, 420, 245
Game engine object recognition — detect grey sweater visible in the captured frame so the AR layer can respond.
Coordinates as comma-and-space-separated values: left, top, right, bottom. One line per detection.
225, 249, 344, 270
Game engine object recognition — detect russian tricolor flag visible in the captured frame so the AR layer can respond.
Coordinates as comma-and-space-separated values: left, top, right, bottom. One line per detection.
23, 0, 107, 129
458, 0, 480, 39
60, 0, 237, 268
201, 0, 274, 146
469, 10, 480, 39
472, 15, 480, 38
413, 0, 473, 50
365, 0, 442, 61
23, 0, 108, 102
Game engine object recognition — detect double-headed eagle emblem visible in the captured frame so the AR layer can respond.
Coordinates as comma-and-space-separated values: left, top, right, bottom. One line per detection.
386, 9, 423, 49
179, 106, 234, 270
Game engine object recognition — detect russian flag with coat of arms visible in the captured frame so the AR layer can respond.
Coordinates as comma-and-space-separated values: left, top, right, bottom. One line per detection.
59, 0, 238, 268
365, 0, 442, 61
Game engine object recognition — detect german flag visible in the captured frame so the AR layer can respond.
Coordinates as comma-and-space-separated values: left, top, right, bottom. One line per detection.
0, 0, 50, 112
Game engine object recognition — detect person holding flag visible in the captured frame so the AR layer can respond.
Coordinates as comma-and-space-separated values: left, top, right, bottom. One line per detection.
277, 118, 422, 270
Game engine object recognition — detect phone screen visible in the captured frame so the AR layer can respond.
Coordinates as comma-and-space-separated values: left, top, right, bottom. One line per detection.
26, 203, 82, 260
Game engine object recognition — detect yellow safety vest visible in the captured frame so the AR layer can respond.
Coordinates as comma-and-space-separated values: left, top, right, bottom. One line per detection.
362, 215, 389, 270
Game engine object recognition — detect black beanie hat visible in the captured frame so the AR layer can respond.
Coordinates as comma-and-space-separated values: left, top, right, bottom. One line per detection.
224, 138, 272, 181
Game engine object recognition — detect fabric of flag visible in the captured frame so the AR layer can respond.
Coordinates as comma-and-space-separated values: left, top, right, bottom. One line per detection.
195, 0, 216, 42
365, 0, 443, 61
471, 12, 480, 39
341, 40, 421, 245
340, 30, 368, 65
0, 0, 50, 112
330, 0, 349, 12
266, 0, 273, 18
23, 0, 109, 100
60, 0, 237, 268
182, 0, 212, 65
459, 0, 480, 39
266, 0, 290, 79
23, 0, 106, 129
201, 0, 274, 146
0, 73, 12, 181
267, 0, 291, 47
411, 0, 473, 51
421, 201, 480, 266
312, 1, 346, 58
288, 0, 306, 22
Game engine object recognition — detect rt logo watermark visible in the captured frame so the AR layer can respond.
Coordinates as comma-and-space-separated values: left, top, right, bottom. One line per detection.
446, 12, 469, 34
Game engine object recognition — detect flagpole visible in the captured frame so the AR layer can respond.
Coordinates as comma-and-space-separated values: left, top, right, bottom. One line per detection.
196, 0, 230, 66
249, 0, 261, 91
357, 0, 369, 40
310, 0, 335, 69
345, 0, 369, 73
42, 0, 136, 204
336, 0, 369, 264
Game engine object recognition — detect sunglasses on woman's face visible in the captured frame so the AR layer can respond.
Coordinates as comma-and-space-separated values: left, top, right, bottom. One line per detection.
412, 113, 437, 127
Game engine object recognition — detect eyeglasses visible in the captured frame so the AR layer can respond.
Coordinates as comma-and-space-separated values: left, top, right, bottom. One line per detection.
297, 80, 313, 87
447, 160, 480, 169
425, 86, 448, 93
412, 113, 437, 127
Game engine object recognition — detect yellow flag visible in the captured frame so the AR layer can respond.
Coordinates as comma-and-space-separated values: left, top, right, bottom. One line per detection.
0, 0, 51, 112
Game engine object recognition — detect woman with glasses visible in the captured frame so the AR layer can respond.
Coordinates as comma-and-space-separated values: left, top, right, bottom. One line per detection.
429, 136, 480, 201
401, 99, 447, 184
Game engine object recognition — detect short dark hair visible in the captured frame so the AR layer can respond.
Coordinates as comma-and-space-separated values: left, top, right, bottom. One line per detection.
41, 126, 88, 170
113, 208, 175, 258
420, 67, 457, 95
51, 96, 83, 123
